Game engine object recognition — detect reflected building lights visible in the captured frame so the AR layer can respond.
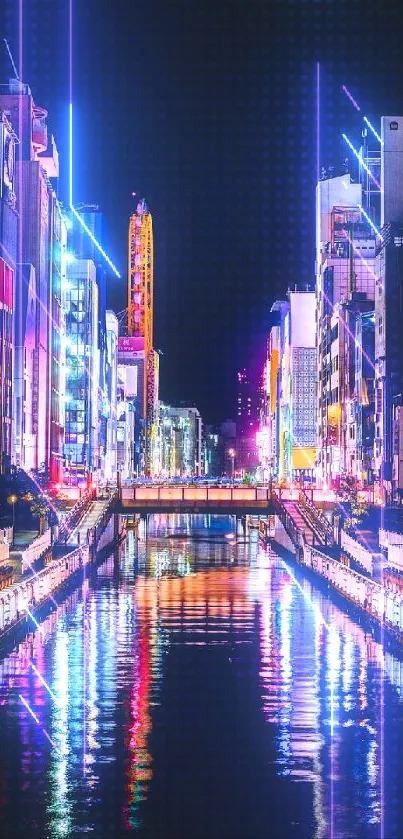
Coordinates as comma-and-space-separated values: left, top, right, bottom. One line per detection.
48, 629, 71, 839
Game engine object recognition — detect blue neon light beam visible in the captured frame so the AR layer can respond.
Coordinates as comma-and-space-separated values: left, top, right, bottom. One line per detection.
363, 116, 383, 146
342, 133, 381, 190
68, 102, 121, 278
358, 203, 384, 240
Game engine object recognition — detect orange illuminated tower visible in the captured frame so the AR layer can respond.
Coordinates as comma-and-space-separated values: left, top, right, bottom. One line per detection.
128, 199, 157, 473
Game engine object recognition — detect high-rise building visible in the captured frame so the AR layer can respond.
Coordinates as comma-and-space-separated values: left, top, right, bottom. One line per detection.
237, 369, 257, 434
159, 404, 202, 478
117, 336, 146, 477
0, 79, 66, 480
0, 109, 17, 473
105, 310, 118, 483
257, 293, 316, 484
69, 207, 109, 476
64, 259, 99, 485
355, 311, 375, 486
315, 174, 376, 487
374, 118, 403, 500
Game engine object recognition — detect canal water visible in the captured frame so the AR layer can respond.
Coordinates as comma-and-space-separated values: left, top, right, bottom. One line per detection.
1, 514, 403, 838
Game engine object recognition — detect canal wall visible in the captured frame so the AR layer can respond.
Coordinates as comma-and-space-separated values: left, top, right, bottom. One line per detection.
273, 515, 295, 552
0, 545, 90, 640
265, 519, 403, 645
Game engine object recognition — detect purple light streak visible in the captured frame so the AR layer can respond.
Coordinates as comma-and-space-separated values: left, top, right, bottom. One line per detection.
316, 62, 320, 183
342, 85, 361, 112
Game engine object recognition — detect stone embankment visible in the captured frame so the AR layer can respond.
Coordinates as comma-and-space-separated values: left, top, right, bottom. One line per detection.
260, 506, 403, 645
0, 490, 123, 644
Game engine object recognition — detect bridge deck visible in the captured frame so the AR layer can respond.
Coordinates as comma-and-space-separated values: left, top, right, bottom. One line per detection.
118, 485, 273, 514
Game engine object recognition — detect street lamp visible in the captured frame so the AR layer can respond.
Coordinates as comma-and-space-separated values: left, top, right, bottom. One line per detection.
228, 448, 235, 482
7, 494, 18, 547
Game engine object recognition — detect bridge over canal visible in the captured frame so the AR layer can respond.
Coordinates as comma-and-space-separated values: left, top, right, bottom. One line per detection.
114, 484, 336, 551
117, 484, 275, 515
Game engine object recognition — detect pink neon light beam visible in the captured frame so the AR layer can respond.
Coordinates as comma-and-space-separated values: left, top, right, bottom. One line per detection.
341, 85, 361, 112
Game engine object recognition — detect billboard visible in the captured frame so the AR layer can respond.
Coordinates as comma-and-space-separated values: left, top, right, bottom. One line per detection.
118, 336, 145, 359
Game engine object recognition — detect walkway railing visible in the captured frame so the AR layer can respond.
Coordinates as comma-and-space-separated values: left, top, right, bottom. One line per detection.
58, 488, 95, 543
21, 530, 52, 573
298, 490, 335, 546
271, 490, 305, 550
86, 491, 119, 550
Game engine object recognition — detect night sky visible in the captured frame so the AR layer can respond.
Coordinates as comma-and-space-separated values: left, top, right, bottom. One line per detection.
2, 0, 403, 423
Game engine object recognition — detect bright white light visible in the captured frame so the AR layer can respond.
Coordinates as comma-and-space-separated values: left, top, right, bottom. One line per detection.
69, 102, 121, 279
363, 116, 383, 146
342, 133, 381, 190
64, 252, 75, 265
358, 204, 383, 241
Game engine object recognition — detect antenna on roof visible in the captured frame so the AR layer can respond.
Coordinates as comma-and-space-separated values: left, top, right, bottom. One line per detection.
3, 39, 19, 80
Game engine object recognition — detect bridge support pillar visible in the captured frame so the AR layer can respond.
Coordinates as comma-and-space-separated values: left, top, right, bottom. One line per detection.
140, 514, 148, 539
235, 516, 246, 538
114, 513, 120, 541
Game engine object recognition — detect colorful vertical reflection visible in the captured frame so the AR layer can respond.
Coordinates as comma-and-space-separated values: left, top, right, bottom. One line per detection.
0, 519, 403, 836
256, 545, 386, 838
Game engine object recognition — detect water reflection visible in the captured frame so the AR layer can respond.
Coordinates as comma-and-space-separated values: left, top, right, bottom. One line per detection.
0, 515, 402, 836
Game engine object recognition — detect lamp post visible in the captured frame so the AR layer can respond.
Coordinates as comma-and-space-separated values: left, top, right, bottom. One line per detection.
228, 448, 235, 482
7, 494, 18, 547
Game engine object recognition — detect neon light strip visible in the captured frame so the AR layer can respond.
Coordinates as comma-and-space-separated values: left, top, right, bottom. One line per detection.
342, 133, 381, 190
69, 102, 73, 206
358, 203, 384, 240
68, 99, 120, 277
342, 85, 361, 112
70, 207, 121, 277
363, 116, 383, 146
316, 62, 320, 183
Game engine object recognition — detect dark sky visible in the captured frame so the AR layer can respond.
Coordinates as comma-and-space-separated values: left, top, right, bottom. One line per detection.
3, 0, 403, 423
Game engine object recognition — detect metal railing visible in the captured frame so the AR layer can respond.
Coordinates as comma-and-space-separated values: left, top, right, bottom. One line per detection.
86, 491, 118, 549
298, 490, 334, 545
58, 488, 95, 543
271, 490, 305, 550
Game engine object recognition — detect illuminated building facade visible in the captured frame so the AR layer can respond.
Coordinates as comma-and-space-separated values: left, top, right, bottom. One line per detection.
0, 79, 67, 480
237, 369, 257, 433
258, 294, 316, 483
70, 207, 109, 477
259, 303, 285, 479
202, 426, 221, 476
116, 364, 134, 479
159, 404, 202, 478
47, 192, 67, 484
105, 311, 118, 482
127, 199, 158, 475
64, 259, 99, 484
117, 336, 145, 478
374, 117, 403, 501
0, 109, 17, 473
355, 311, 375, 485
315, 174, 377, 487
